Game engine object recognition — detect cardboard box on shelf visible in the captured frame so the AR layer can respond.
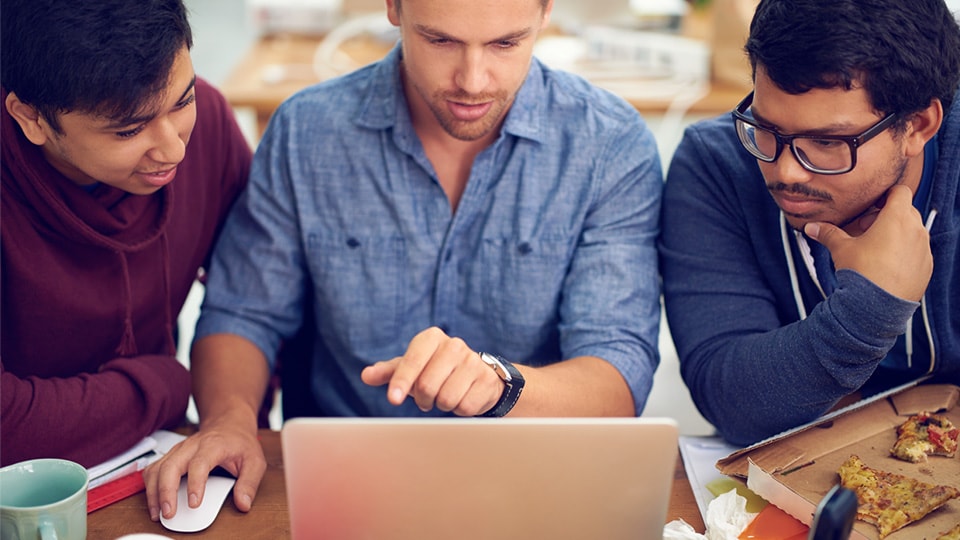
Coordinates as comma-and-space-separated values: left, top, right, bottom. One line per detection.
716, 384, 960, 540
708, 0, 757, 91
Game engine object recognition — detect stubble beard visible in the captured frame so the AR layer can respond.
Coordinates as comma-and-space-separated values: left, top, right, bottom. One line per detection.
427, 89, 511, 142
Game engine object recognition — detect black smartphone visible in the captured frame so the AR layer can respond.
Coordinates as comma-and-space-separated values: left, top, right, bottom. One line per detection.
809, 484, 858, 540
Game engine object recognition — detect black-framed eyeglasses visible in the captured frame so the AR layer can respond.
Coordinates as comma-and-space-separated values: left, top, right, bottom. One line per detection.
732, 91, 900, 175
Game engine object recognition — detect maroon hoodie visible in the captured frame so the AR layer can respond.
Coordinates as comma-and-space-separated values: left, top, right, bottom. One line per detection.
1, 78, 251, 467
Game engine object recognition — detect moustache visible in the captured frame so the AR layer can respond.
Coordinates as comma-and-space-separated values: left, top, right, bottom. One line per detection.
439, 90, 504, 104
766, 182, 832, 201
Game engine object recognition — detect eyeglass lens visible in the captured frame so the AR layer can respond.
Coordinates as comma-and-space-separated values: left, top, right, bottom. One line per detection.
737, 122, 852, 173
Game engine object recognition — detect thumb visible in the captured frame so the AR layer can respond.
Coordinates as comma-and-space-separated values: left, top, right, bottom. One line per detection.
804, 221, 849, 250
233, 462, 265, 513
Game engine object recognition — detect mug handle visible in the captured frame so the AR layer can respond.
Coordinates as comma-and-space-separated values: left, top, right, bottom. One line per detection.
39, 521, 60, 540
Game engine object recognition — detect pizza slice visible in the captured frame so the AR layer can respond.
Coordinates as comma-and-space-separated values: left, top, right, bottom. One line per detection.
938, 523, 960, 540
890, 411, 960, 463
838, 454, 960, 538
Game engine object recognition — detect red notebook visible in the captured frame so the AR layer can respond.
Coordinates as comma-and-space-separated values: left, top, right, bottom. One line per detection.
87, 470, 146, 513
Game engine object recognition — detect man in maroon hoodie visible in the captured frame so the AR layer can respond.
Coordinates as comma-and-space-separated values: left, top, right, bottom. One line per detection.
1, 0, 251, 469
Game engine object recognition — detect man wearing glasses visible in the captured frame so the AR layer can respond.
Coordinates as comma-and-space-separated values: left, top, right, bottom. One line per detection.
660, 0, 960, 446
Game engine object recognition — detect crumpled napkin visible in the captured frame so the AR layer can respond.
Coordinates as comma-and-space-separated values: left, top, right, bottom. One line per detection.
663, 488, 758, 540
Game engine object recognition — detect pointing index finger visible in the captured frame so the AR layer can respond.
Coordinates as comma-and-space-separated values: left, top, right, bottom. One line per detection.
386, 327, 446, 405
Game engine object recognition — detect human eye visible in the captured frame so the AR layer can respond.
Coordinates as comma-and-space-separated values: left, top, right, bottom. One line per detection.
494, 39, 520, 49
175, 93, 196, 110
750, 124, 777, 143
809, 137, 845, 148
426, 35, 452, 46
115, 124, 146, 139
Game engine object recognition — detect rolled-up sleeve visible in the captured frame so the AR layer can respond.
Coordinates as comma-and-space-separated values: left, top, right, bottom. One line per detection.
195, 110, 308, 370
559, 120, 663, 414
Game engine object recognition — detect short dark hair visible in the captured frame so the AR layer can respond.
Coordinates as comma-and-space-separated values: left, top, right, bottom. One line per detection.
1, 0, 193, 132
394, 0, 551, 13
745, 0, 960, 119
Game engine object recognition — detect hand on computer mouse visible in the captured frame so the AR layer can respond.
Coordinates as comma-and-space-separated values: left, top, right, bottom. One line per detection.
159, 470, 236, 533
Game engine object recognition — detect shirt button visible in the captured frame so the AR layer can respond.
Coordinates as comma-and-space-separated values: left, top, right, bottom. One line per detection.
346, 237, 361, 248
517, 242, 533, 255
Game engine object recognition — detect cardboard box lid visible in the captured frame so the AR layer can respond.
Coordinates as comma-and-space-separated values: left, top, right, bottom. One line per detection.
716, 381, 957, 478
717, 384, 960, 540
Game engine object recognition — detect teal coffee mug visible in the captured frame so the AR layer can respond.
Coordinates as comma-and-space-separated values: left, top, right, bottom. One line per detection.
0, 458, 88, 540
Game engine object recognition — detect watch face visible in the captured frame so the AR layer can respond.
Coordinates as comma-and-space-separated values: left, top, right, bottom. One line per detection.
475, 353, 525, 417
479, 352, 497, 367
479, 353, 511, 382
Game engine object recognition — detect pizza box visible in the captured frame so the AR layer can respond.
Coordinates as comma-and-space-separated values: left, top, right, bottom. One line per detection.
716, 383, 960, 540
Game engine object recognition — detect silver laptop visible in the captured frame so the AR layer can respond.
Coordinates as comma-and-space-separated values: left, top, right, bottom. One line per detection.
282, 417, 679, 540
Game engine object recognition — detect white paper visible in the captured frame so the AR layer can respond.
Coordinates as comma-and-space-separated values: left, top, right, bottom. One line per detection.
87, 436, 158, 482
662, 489, 756, 540
704, 489, 756, 540
678, 435, 741, 520
86, 430, 186, 489
663, 519, 707, 540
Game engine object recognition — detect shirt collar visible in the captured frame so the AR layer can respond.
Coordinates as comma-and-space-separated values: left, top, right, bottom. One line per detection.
355, 42, 548, 145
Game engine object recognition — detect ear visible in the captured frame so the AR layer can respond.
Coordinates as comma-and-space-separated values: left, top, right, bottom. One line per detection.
541, 0, 554, 29
385, 0, 400, 26
5, 92, 51, 146
902, 98, 943, 158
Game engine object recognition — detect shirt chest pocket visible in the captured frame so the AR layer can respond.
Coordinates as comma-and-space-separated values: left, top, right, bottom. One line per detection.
306, 233, 407, 352
477, 237, 572, 356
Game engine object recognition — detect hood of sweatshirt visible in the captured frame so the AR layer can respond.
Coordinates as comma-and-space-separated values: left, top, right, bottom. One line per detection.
1, 88, 176, 356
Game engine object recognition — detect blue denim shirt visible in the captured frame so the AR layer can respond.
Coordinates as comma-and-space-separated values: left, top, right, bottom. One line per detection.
196, 45, 664, 416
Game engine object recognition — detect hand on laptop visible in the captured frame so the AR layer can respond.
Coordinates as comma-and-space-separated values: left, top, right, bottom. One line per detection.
142, 410, 266, 522
361, 326, 506, 416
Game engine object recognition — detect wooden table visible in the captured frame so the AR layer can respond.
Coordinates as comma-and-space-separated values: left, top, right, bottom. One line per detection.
87, 429, 705, 539
220, 33, 746, 137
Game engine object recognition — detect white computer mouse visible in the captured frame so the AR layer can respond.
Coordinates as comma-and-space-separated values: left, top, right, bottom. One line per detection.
160, 471, 236, 533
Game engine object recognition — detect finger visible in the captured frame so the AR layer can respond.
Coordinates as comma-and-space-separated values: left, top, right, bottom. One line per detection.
232, 452, 268, 512
460, 364, 505, 417
186, 459, 214, 510
411, 347, 461, 412
156, 451, 192, 519
143, 439, 192, 520
386, 327, 446, 405
436, 357, 501, 415
804, 221, 849, 251
452, 378, 502, 417
854, 185, 921, 236
882, 183, 914, 207
360, 357, 400, 387
853, 207, 881, 234
433, 363, 474, 413
409, 336, 476, 412
142, 461, 162, 521
881, 185, 926, 228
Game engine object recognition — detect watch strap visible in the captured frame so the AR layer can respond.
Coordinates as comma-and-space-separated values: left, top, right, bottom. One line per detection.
477, 353, 525, 418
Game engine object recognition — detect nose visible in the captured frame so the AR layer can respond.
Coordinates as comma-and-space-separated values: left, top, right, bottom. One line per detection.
455, 47, 489, 94
146, 115, 188, 165
771, 144, 815, 184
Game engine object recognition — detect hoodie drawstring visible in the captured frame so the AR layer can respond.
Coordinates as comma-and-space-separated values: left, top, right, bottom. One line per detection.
107, 186, 176, 358
780, 208, 939, 372
112, 233, 177, 358
115, 251, 138, 356
161, 232, 177, 356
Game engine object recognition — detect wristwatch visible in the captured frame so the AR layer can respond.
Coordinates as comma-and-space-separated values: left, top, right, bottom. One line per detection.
476, 352, 525, 417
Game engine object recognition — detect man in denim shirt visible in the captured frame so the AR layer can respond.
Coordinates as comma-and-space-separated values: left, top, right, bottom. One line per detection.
145, 0, 663, 519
